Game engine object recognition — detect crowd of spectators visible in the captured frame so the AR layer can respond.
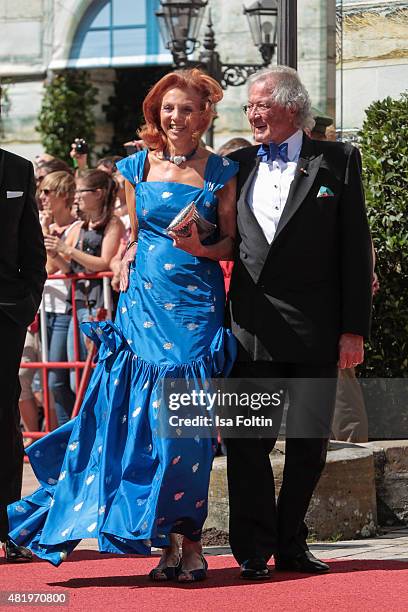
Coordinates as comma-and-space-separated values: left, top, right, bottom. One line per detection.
19, 147, 129, 443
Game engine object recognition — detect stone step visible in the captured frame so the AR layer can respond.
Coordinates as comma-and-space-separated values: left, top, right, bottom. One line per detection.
206, 441, 377, 540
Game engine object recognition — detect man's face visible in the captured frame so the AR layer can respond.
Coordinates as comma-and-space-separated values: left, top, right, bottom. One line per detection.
246, 80, 297, 145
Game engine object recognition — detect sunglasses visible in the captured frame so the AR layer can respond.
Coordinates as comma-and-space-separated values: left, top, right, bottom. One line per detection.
40, 189, 55, 195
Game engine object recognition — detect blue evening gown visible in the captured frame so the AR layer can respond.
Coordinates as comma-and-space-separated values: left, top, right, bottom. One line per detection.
8, 150, 238, 566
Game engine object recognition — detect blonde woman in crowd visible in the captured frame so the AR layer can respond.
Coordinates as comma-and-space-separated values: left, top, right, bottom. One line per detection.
38, 171, 81, 426
43, 169, 125, 392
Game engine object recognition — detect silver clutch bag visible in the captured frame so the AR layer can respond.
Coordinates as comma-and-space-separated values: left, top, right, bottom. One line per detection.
166, 202, 217, 241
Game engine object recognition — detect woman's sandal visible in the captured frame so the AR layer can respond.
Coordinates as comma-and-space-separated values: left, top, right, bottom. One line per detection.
148, 555, 182, 582
177, 554, 208, 583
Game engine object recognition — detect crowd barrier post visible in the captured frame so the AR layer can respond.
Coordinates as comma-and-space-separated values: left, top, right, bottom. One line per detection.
38, 300, 51, 435
103, 275, 113, 320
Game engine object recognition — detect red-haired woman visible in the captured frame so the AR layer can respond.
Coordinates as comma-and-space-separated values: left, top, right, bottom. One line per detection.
9, 69, 238, 582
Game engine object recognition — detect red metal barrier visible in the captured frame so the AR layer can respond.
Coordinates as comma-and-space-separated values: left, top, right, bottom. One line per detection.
20, 271, 113, 448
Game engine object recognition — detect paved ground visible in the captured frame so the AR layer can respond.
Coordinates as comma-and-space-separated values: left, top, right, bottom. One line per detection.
22, 463, 408, 562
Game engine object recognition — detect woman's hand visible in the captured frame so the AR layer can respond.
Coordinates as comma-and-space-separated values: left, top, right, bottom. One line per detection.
110, 259, 121, 292
44, 235, 69, 256
40, 208, 53, 233
169, 223, 204, 257
119, 243, 137, 292
45, 245, 57, 259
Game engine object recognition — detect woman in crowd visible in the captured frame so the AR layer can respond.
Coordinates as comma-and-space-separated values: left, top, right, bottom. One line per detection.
18, 170, 78, 442
35, 158, 73, 190
43, 169, 125, 392
110, 170, 132, 293
40, 171, 81, 426
8, 68, 237, 583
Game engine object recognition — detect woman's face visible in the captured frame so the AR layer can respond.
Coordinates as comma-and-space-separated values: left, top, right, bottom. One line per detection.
160, 87, 203, 150
39, 187, 69, 216
74, 179, 102, 215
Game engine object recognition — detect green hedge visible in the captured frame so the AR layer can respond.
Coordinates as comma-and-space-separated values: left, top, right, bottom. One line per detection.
358, 93, 408, 377
36, 71, 98, 164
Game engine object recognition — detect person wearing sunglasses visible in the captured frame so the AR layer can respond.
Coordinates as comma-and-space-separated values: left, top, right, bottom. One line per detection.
43, 169, 125, 393
38, 171, 80, 427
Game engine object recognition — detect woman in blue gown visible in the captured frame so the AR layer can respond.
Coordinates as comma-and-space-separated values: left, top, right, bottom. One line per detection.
8, 69, 238, 582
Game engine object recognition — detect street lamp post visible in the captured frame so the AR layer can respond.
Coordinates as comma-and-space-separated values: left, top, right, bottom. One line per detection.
277, 0, 297, 68
156, 0, 208, 68
156, 0, 279, 147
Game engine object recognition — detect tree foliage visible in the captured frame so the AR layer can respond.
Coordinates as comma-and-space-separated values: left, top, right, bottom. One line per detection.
36, 71, 98, 163
358, 93, 408, 377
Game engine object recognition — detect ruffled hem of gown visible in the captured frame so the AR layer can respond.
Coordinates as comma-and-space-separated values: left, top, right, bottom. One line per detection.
82, 319, 237, 375
8, 320, 237, 566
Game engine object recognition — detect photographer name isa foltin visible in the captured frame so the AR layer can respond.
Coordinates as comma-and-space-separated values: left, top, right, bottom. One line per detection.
166, 389, 283, 429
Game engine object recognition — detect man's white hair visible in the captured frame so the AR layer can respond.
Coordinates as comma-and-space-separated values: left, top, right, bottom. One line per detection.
248, 66, 315, 131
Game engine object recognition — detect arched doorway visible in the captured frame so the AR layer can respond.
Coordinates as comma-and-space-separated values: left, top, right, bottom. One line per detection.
68, 0, 171, 154
70, 0, 167, 65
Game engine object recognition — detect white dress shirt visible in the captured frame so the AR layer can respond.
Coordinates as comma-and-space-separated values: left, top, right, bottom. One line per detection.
247, 129, 303, 244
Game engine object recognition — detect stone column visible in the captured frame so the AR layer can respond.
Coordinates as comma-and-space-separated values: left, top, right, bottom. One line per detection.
298, 0, 336, 121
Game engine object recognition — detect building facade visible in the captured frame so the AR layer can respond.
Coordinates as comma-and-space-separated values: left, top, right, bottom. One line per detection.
0, 0, 171, 158
2, 0, 405, 159
336, 0, 408, 138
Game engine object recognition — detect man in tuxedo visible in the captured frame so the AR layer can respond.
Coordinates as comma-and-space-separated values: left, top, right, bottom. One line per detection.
0, 147, 47, 560
226, 67, 372, 579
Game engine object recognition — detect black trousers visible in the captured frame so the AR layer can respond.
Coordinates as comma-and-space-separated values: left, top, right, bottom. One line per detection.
0, 312, 27, 540
226, 361, 338, 564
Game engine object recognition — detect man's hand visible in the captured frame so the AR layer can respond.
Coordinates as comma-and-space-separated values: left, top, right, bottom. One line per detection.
338, 333, 364, 369
372, 271, 380, 296
119, 243, 137, 292
124, 139, 146, 152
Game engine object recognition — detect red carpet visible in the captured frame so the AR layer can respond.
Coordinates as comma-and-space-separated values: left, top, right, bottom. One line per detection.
1, 552, 407, 611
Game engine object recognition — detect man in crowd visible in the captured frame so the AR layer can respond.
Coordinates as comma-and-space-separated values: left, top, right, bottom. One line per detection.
0, 146, 47, 560
227, 66, 373, 579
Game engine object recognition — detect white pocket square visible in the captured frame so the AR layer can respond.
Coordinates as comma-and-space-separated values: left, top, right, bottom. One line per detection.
7, 190, 24, 198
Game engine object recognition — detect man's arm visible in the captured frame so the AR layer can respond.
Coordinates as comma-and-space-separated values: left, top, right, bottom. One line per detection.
18, 161, 47, 312
338, 145, 373, 368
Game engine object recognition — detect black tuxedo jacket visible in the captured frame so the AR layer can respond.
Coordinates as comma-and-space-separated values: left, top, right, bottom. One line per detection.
228, 134, 373, 364
0, 149, 46, 327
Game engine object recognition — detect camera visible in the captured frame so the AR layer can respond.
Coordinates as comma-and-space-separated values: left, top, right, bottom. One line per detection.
74, 138, 89, 155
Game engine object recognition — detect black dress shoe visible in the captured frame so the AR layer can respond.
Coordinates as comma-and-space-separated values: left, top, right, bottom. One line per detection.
275, 550, 329, 573
240, 558, 270, 580
2, 538, 33, 563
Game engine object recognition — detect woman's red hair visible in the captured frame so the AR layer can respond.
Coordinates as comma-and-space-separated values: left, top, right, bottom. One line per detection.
138, 68, 223, 151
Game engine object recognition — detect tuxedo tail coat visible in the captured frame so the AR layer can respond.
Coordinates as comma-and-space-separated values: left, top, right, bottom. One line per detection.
228, 135, 373, 363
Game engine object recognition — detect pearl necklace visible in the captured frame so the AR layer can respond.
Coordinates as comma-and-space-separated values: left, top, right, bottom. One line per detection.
162, 146, 198, 166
